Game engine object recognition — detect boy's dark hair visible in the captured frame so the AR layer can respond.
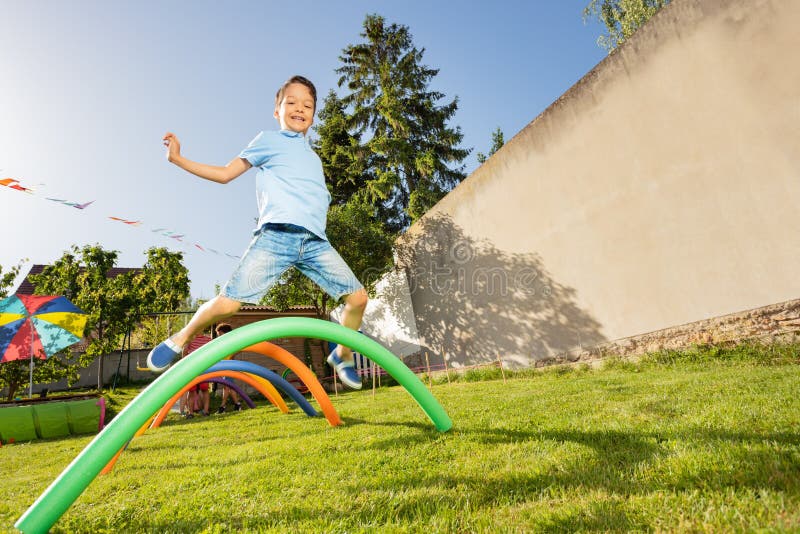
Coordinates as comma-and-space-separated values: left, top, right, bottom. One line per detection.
215, 323, 233, 336
275, 75, 317, 111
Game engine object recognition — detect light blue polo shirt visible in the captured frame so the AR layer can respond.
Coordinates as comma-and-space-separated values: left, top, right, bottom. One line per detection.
239, 130, 331, 240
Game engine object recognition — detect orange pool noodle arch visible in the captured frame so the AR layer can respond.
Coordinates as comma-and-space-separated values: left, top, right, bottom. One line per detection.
149, 370, 288, 430
242, 341, 341, 427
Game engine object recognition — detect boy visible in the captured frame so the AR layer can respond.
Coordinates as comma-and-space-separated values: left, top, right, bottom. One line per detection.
147, 75, 367, 389
214, 323, 242, 412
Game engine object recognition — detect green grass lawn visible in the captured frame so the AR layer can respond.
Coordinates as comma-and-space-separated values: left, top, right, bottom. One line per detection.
2, 344, 799, 533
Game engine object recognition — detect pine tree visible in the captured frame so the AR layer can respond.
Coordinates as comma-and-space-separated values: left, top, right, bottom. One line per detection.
476, 127, 505, 164
314, 90, 364, 207
334, 14, 470, 231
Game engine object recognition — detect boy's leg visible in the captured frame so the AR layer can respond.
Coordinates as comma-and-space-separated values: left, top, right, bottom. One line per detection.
147, 295, 242, 372
188, 390, 198, 414
226, 388, 242, 411
182, 392, 192, 418
218, 386, 228, 413
173, 295, 242, 349
326, 289, 368, 390
179, 391, 188, 415
202, 390, 210, 415
335, 288, 369, 361
295, 232, 368, 389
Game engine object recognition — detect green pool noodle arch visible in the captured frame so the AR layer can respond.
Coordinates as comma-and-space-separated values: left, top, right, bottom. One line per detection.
15, 317, 452, 534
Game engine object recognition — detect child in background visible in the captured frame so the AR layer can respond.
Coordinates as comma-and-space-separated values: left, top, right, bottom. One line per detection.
214, 323, 242, 413
183, 332, 213, 415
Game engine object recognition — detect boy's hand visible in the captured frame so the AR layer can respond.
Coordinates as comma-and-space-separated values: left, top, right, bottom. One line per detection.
162, 132, 181, 163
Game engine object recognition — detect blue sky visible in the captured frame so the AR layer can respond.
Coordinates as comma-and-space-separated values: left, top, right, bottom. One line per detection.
1, 1, 607, 299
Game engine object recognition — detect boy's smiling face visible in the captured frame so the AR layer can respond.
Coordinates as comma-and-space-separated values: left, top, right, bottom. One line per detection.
274, 82, 315, 135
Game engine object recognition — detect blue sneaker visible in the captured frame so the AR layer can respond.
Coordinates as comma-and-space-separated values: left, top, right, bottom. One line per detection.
327, 349, 362, 390
146, 338, 182, 373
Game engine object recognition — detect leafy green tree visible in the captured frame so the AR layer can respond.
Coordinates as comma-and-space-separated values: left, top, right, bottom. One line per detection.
0, 260, 24, 299
29, 245, 189, 391
334, 14, 470, 231
134, 248, 191, 314
131, 248, 191, 347
476, 127, 505, 164
584, 0, 670, 51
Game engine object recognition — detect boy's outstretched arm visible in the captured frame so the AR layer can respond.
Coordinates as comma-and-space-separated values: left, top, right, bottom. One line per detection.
163, 132, 251, 184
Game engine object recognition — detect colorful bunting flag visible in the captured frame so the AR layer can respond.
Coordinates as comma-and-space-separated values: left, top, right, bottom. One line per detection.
108, 216, 143, 226
67, 200, 95, 209
46, 198, 95, 209
2, 173, 241, 259
1, 178, 34, 193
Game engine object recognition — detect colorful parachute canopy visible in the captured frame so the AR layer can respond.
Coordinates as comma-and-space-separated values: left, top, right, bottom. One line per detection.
47, 198, 95, 209
0, 295, 88, 362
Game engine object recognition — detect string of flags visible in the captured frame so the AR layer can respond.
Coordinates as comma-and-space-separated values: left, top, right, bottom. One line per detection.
1, 175, 241, 260
0, 178, 35, 193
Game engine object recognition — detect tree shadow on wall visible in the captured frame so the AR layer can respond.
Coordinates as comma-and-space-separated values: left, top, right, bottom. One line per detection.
391, 213, 606, 368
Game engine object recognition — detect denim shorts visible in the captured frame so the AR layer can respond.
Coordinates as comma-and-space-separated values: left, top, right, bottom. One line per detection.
221, 223, 364, 304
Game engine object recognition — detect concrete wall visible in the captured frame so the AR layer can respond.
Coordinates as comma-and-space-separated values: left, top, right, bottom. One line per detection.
332, 269, 421, 358
397, 0, 800, 368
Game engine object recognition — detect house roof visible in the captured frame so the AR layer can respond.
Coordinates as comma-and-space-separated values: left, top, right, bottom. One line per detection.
14, 264, 142, 295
